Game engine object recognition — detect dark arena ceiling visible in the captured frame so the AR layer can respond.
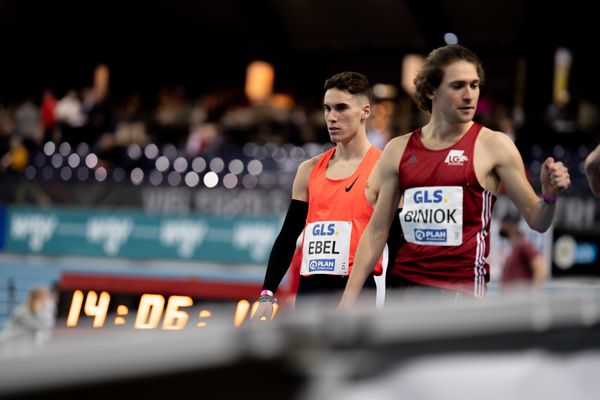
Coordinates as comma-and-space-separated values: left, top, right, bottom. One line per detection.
0, 0, 597, 109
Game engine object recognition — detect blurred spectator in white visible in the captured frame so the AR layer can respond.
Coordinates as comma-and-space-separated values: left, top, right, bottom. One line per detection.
54, 89, 87, 143
36, 282, 59, 345
1, 287, 52, 357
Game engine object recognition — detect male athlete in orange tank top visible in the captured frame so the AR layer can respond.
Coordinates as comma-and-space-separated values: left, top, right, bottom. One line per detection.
254, 72, 402, 320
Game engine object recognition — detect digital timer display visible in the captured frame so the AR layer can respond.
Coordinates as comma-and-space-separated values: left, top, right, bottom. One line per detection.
66, 290, 279, 330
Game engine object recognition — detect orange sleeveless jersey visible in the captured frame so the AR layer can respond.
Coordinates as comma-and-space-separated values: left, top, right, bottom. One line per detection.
304, 145, 383, 276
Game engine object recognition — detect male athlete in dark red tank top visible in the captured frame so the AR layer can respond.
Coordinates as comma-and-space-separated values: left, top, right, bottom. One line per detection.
340, 44, 570, 304
393, 122, 493, 295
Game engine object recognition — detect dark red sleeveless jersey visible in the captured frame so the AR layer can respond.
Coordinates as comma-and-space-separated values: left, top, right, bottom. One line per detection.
392, 122, 495, 296
305, 145, 383, 276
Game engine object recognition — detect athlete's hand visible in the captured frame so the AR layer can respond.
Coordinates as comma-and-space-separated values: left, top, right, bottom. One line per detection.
252, 301, 275, 322
540, 157, 570, 198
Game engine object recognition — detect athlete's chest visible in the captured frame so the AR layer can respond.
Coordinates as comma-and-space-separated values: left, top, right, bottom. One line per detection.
324, 160, 361, 180
400, 146, 476, 188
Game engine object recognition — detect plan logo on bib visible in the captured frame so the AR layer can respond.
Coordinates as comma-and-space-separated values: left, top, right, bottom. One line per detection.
444, 150, 468, 166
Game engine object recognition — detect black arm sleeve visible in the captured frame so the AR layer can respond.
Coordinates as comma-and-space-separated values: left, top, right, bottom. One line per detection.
386, 208, 405, 267
262, 199, 309, 294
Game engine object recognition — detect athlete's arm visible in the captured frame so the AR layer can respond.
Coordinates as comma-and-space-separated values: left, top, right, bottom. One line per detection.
261, 200, 308, 292
366, 159, 404, 271
261, 157, 314, 292
253, 158, 314, 321
486, 132, 570, 232
339, 139, 403, 307
584, 143, 600, 197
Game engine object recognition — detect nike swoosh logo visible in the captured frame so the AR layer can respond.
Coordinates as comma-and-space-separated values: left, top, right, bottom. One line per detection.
345, 176, 359, 192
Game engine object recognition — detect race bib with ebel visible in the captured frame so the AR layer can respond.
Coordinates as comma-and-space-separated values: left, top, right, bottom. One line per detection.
301, 221, 352, 275
400, 186, 463, 246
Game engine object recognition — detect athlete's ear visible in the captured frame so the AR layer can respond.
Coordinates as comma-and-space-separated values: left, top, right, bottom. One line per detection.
362, 104, 371, 120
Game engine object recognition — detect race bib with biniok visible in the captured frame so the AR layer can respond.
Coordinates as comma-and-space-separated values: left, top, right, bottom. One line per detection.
400, 186, 463, 246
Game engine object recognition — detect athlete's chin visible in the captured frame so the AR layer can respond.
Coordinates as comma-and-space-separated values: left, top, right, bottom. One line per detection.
454, 114, 474, 124
329, 133, 345, 143
457, 110, 475, 120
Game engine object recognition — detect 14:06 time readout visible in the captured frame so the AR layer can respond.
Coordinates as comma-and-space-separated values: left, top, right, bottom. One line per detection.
66, 290, 278, 330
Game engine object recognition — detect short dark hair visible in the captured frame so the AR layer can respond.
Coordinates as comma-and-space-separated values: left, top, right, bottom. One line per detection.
324, 71, 372, 102
414, 44, 485, 112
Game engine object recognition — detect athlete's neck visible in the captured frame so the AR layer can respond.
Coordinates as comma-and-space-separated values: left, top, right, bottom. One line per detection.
421, 120, 473, 148
333, 132, 371, 163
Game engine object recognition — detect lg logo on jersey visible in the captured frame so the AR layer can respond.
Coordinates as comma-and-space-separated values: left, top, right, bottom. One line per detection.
444, 150, 468, 166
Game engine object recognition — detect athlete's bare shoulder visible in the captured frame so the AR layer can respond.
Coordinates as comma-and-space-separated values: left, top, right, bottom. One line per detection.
476, 127, 520, 164
387, 131, 413, 148
292, 154, 322, 201
388, 131, 412, 149
478, 126, 517, 146
297, 154, 320, 174
380, 132, 412, 165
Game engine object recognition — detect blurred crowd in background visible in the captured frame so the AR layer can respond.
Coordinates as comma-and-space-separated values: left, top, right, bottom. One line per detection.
0, 60, 597, 198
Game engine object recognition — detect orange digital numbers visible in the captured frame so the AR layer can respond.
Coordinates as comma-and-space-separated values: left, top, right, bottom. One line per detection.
84, 291, 110, 328
66, 290, 84, 327
66, 290, 110, 328
161, 295, 193, 330
65, 290, 280, 330
134, 294, 165, 329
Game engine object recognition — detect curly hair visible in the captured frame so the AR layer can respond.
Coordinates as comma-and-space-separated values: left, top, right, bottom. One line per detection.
414, 45, 485, 112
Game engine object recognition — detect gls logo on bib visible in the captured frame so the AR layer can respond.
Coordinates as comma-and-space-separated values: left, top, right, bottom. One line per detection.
311, 223, 336, 236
